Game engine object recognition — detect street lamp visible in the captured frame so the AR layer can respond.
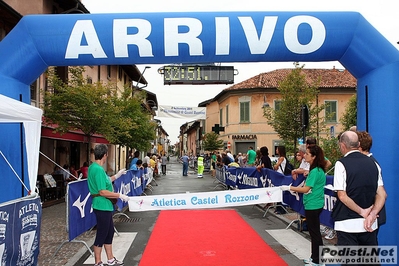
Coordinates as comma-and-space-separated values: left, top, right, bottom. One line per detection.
262, 95, 270, 108
146, 99, 158, 111
135, 66, 151, 89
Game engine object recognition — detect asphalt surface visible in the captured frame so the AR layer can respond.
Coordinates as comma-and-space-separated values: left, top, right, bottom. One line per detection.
39, 159, 311, 266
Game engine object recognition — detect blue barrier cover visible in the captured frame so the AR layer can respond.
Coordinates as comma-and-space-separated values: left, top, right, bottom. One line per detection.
223, 167, 335, 228
68, 170, 146, 241
0, 196, 41, 265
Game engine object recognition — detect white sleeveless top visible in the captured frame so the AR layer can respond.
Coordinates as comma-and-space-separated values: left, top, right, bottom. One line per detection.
277, 157, 286, 174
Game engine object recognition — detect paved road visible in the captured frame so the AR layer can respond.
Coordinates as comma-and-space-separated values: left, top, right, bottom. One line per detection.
40, 159, 321, 266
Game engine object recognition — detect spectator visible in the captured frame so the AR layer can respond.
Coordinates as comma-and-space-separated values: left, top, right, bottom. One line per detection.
237, 152, 245, 168
273, 146, 287, 174
52, 165, 63, 175
306, 137, 332, 169
129, 151, 140, 170
161, 153, 167, 175
143, 152, 151, 166
211, 151, 217, 177
157, 154, 162, 177
150, 155, 157, 177
62, 164, 70, 184
180, 153, 189, 176
357, 130, 387, 242
291, 144, 310, 180
246, 146, 256, 166
68, 165, 78, 181
332, 131, 386, 247
226, 150, 234, 163
256, 146, 273, 172
79, 162, 89, 179
281, 144, 327, 265
228, 157, 240, 167
221, 153, 231, 166
87, 144, 127, 266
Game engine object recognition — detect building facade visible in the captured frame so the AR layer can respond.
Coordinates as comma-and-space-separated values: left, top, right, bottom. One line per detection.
198, 68, 356, 156
1, 0, 164, 176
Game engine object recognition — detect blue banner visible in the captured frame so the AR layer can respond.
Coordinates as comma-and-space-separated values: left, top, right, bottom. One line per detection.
223, 167, 335, 228
0, 196, 41, 266
68, 169, 146, 241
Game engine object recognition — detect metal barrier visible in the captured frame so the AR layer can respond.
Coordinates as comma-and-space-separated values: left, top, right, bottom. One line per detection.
214, 166, 227, 190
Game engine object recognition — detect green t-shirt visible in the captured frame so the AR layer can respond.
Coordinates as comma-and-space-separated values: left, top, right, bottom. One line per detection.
88, 162, 114, 211
247, 149, 256, 165
303, 167, 326, 210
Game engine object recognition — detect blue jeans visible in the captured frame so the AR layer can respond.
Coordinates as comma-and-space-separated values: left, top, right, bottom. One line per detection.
183, 162, 188, 176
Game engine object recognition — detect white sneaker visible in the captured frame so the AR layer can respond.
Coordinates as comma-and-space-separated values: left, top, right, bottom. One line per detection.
325, 229, 336, 240
305, 262, 325, 266
107, 257, 124, 266
303, 257, 312, 264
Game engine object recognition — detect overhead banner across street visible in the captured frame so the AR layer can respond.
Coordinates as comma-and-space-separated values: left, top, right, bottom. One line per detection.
157, 105, 206, 119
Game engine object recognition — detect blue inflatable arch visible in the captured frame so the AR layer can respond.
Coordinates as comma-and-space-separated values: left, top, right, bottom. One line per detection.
0, 12, 398, 246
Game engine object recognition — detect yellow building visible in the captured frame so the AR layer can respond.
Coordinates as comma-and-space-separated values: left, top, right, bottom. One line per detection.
199, 68, 356, 156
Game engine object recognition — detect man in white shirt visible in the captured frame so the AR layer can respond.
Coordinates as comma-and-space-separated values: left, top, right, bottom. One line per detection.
226, 150, 234, 163
332, 131, 386, 246
291, 144, 310, 180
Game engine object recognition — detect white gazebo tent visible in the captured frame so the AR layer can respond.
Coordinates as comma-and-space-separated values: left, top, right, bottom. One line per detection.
0, 94, 42, 195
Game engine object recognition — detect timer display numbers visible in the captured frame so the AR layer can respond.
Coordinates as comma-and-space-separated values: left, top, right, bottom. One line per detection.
163, 65, 234, 85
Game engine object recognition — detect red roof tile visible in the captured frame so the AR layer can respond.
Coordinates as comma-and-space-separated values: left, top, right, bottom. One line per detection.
226, 68, 356, 91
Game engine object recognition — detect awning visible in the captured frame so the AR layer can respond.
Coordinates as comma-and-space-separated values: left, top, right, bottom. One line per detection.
41, 127, 109, 144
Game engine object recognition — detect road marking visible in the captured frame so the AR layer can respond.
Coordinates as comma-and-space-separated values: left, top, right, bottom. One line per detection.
83, 232, 137, 265
266, 229, 310, 260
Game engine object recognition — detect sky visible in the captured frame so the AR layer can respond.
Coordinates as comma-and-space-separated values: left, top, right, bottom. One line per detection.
82, 0, 398, 143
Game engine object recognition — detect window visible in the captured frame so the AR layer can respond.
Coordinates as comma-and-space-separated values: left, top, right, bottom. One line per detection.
118, 66, 123, 80
30, 79, 38, 102
274, 100, 282, 111
226, 105, 229, 125
107, 65, 111, 80
240, 102, 250, 123
219, 108, 223, 126
239, 96, 251, 123
325, 100, 337, 123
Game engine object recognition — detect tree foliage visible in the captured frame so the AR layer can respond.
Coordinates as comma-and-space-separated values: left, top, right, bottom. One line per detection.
202, 132, 224, 152
263, 63, 326, 154
110, 87, 156, 151
43, 66, 156, 162
340, 94, 357, 131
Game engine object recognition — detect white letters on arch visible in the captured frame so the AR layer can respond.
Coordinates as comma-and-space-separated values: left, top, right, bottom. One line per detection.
65, 15, 326, 59
65, 20, 107, 59
284, 15, 326, 54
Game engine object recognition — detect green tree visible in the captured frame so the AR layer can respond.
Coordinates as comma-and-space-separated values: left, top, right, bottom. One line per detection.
340, 94, 357, 130
202, 132, 224, 152
43, 66, 155, 163
110, 87, 156, 151
263, 63, 326, 155
44, 67, 116, 162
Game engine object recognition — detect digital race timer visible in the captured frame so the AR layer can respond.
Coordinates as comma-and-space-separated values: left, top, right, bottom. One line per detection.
162, 65, 234, 85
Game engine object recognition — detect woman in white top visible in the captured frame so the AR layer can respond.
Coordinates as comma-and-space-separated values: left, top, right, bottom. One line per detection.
273, 146, 287, 174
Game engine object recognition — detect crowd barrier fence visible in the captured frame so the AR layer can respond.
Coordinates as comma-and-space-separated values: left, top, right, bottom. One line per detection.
216, 166, 335, 228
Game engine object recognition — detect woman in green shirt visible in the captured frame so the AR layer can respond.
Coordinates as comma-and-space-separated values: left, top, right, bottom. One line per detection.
88, 144, 128, 266
281, 144, 327, 266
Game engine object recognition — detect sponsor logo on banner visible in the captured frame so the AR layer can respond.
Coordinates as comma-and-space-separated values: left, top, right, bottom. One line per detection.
128, 187, 282, 212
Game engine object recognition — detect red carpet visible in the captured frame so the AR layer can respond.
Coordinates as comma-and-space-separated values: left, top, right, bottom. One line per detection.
139, 209, 287, 266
